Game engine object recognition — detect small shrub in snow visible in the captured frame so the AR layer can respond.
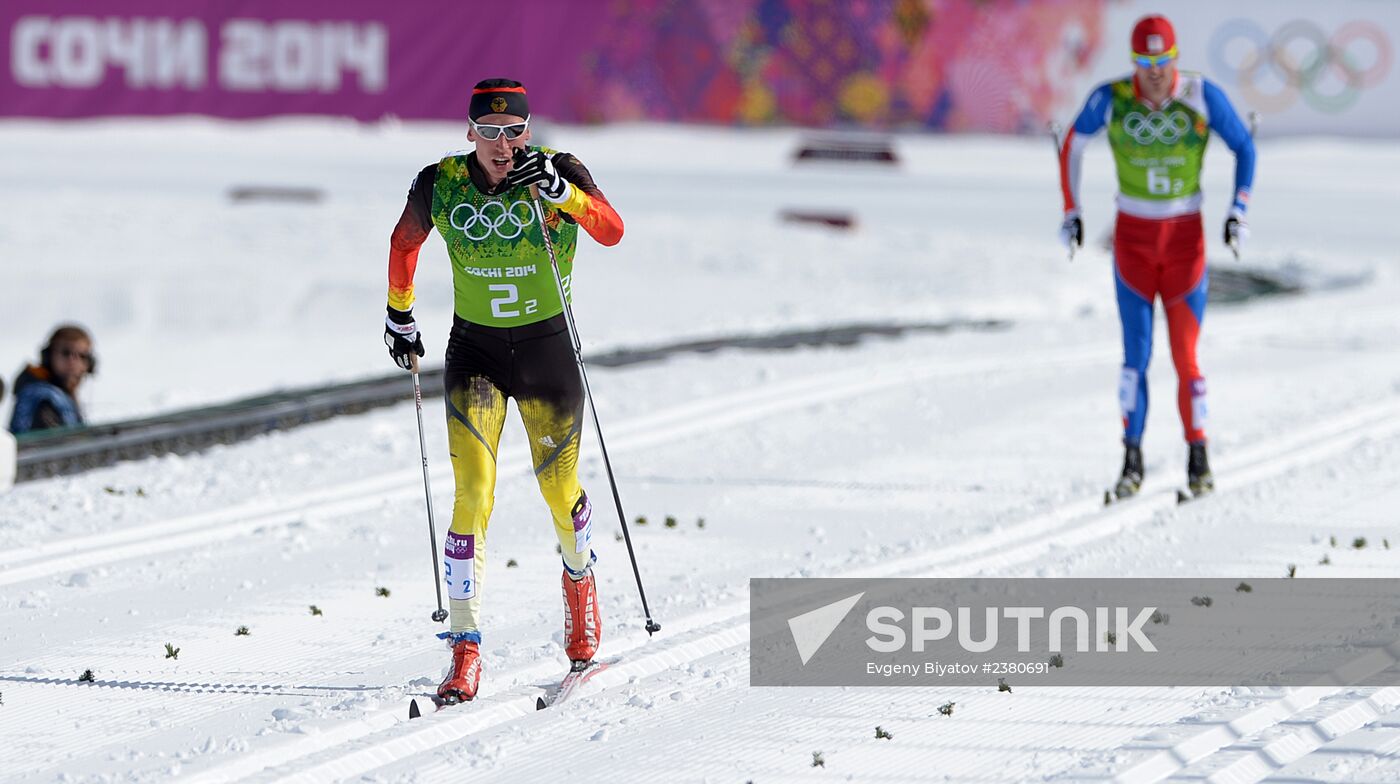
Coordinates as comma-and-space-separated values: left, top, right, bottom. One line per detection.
875, 726, 892, 740
376, 586, 391, 597
164, 643, 179, 660
938, 701, 955, 716
998, 678, 1011, 693
811, 751, 825, 768
309, 605, 322, 616
1236, 582, 1252, 592
79, 669, 95, 682
1190, 596, 1212, 607
235, 626, 250, 636
1353, 537, 1367, 549
1287, 564, 1297, 578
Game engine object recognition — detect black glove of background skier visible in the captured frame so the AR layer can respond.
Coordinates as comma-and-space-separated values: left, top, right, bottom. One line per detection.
1059, 213, 1083, 252
1223, 207, 1249, 249
507, 147, 568, 202
384, 306, 425, 370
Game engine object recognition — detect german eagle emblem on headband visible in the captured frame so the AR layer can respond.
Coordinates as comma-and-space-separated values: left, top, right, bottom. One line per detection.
491, 96, 508, 113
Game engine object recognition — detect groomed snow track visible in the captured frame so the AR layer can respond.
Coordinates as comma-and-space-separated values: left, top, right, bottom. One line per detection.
7, 314, 1400, 783
5, 353, 1382, 783
176, 390, 1400, 783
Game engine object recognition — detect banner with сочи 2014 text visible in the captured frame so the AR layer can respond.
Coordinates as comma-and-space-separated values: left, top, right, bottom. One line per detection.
0, 0, 1108, 130
0, 0, 609, 122
2, 0, 1397, 136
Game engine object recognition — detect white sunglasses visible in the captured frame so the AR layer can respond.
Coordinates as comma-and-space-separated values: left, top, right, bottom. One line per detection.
471, 116, 530, 141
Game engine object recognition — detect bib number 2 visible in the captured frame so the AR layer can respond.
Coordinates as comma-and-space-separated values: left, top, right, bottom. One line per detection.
487, 274, 571, 321
488, 284, 538, 319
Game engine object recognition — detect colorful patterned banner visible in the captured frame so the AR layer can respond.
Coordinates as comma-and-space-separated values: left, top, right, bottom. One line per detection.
566, 0, 1106, 132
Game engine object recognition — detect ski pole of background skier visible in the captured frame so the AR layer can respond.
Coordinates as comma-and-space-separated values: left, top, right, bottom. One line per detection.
410, 353, 450, 623
1048, 122, 1076, 262
529, 183, 662, 636
1227, 111, 1261, 262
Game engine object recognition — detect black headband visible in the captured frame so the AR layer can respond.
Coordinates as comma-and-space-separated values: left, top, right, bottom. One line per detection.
469, 87, 529, 121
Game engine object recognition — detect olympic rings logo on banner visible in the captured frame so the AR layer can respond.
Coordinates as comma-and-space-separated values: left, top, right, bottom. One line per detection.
1209, 19, 1393, 114
1122, 110, 1191, 144
449, 199, 535, 241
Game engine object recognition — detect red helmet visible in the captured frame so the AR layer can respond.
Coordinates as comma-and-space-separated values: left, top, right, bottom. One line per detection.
1131, 15, 1176, 55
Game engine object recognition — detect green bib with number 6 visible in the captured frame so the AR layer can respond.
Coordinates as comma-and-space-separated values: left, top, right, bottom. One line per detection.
1105, 77, 1210, 204
430, 149, 579, 327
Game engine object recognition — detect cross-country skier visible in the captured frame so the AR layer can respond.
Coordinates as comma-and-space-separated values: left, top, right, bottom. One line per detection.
1057, 15, 1255, 499
383, 78, 624, 703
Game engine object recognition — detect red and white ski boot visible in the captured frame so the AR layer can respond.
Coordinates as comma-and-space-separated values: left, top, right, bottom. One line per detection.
562, 568, 602, 665
437, 638, 481, 704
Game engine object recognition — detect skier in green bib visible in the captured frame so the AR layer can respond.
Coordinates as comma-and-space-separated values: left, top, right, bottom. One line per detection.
1057, 15, 1256, 500
383, 78, 624, 703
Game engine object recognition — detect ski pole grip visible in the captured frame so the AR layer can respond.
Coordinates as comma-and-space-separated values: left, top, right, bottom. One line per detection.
410, 352, 420, 374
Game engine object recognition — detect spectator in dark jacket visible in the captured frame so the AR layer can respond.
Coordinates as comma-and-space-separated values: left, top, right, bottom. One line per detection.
10, 325, 96, 435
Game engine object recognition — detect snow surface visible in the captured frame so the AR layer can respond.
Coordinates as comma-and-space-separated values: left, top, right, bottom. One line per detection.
2, 118, 1400, 782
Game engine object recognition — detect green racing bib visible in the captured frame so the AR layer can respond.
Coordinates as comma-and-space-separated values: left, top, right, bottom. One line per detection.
430, 149, 579, 327
1104, 77, 1210, 203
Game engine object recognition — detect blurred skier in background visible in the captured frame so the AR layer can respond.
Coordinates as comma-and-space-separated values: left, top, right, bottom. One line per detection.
382, 78, 624, 703
1056, 14, 1256, 500
10, 324, 96, 435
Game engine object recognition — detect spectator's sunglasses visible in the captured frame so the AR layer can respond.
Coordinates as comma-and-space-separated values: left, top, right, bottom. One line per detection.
58, 347, 93, 364
53, 345, 95, 371
1132, 47, 1177, 68
471, 116, 530, 141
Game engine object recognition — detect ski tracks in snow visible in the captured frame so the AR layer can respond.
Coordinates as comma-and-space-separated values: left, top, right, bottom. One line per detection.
8, 318, 1400, 781
187, 394, 1400, 783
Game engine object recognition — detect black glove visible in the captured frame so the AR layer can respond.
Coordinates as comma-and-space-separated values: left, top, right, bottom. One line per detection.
1059, 213, 1083, 251
384, 307, 424, 370
1223, 207, 1249, 249
506, 147, 568, 201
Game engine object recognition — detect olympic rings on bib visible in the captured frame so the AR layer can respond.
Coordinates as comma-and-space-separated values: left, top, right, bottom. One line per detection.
1122, 110, 1192, 144
449, 198, 536, 241
1208, 19, 1392, 114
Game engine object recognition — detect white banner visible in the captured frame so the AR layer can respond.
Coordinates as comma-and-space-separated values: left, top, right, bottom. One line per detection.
1064, 0, 1399, 137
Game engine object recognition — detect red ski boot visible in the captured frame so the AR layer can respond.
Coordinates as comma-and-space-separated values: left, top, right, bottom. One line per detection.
437, 638, 481, 704
562, 568, 602, 664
